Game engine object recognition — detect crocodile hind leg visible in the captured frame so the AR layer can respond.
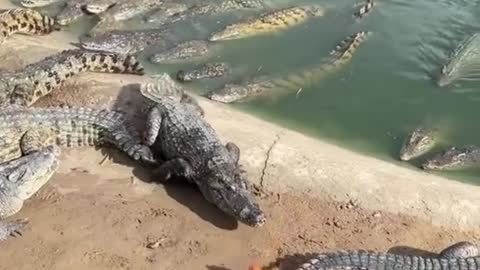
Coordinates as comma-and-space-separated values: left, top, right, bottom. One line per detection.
225, 142, 240, 165
180, 93, 204, 116
439, 241, 479, 258
151, 158, 194, 183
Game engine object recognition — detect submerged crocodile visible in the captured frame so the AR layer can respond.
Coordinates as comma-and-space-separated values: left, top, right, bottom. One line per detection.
353, 0, 375, 19
438, 33, 480, 87
399, 127, 436, 161
205, 31, 369, 103
86, 0, 164, 35
209, 5, 325, 41
149, 40, 214, 64
139, 74, 266, 227
176, 62, 231, 82
55, 0, 116, 26
143, 0, 267, 26
296, 241, 480, 270
0, 9, 60, 43
0, 48, 144, 107
422, 145, 480, 170
79, 28, 175, 54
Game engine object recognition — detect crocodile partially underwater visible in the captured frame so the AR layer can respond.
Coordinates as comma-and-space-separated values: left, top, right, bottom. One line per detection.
0, 9, 60, 44
209, 5, 326, 41
55, 0, 116, 26
143, 0, 268, 26
139, 74, 266, 227
0, 48, 144, 107
0, 105, 158, 240
149, 40, 215, 64
176, 62, 231, 82
353, 0, 375, 19
205, 31, 369, 103
399, 127, 436, 161
79, 28, 175, 54
296, 241, 480, 270
20, 0, 61, 8
422, 145, 480, 170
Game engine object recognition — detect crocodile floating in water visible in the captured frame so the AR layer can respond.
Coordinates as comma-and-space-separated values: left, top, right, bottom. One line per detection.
55, 0, 116, 26
422, 145, 480, 170
20, 0, 61, 8
399, 127, 436, 161
0, 9, 60, 44
205, 31, 369, 103
176, 62, 231, 82
438, 33, 480, 87
142, 2, 189, 24
296, 241, 480, 270
209, 5, 325, 41
79, 28, 175, 54
149, 40, 214, 64
143, 0, 268, 26
139, 73, 266, 227
353, 0, 375, 19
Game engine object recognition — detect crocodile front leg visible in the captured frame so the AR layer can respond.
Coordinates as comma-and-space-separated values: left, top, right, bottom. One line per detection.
151, 158, 195, 183
226, 142, 240, 165
439, 241, 479, 258
0, 219, 28, 240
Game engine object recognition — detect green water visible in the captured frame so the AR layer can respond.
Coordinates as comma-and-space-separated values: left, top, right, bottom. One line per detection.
41, 0, 480, 184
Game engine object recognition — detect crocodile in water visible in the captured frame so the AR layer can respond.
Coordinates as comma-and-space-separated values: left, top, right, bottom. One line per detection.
0, 9, 60, 44
176, 62, 231, 82
20, 0, 62, 8
149, 40, 214, 64
209, 5, 325, 41
297, 241, 480, 270
205, 31, 369, 103
422, 145, 480, 170
0, 48, 144, 107
353, 0, 375, 19
399, 127, 436, 161
139, 74, 266, 227
55, 0, 117, 26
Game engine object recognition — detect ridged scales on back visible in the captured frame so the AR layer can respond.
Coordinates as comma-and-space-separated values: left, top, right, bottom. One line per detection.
205, 31, 369, 103
0, 9, 60, 43
139, 74, 266, 227
0, 48, 144, 106
297, 242, 480, 270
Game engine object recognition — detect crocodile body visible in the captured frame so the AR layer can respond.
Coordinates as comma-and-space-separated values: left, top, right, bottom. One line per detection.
0, 48, 144, 107
176, 62, 231, 82
297, 242, 480, 270
79, 28, 175, 54
354, 0, 375, 19
209, 5, 325, 41
55, 0, 117, 26
144, 0, 267, 26
20, 0, 61, 8
399, 127, 436, 161
205, 31, 369, 103
149, 40, 212, 64
0, 9, 60, 43
139, 74, 266, 227
422, 145, 480, 170
143, 2, 189, 24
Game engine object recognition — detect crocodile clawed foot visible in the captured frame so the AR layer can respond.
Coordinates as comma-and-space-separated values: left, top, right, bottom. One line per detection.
0, 219, 29, 241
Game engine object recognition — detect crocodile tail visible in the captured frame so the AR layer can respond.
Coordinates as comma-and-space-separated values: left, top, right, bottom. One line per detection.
76, 51, 145, 75
0, 9, 60, 40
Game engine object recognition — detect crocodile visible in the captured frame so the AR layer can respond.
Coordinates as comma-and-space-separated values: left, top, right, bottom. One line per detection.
149, 40, 213, 64
399, 127, 436, 161
139, 74, 266, 227
143, 2, 189, 24
55, 0, 117, 26
296, 241, 480, 270
0, 48, 144, 107
86, 0, 164, 35
205, 31, 369, 103
421, 145, 480, 170
79, 28, 175, 54
143, 0, 267, 26
353, 0, 375, 19
176, 62, 231, 82
0, 9, 60, 44
438, 33, 480, 87
208, 5, 326, 41
20, 0, 62, 8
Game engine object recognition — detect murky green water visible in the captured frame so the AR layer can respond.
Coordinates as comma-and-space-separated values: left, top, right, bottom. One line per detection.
36, 0, 480, 184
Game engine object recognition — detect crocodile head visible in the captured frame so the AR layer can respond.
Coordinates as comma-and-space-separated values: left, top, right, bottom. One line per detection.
198, 165, 266, 227
437, 65, 454, 87
20, 0, 57, 7
209, 25, 242, 42
204, 83, 252, 103
177, 63, 231, 82
56, 2, 87, 26
421, 146, 474, 170
399, 128, 436, 161
79, 32, 136, 54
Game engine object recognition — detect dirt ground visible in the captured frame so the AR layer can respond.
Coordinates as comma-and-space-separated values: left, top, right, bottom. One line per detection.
0, 6, 479, 269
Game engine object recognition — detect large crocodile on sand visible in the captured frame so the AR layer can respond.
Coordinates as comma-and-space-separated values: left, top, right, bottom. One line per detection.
209, 5, 326, 41
139, 74, 266, 227
0, 9, 60, 44
79, 28, 175, 54
205, 31, 369, 103
0, 105, 157, 241
421, 145, 480, 170
296, 241, 480, 270
399, 127, 436, 161
176, 62, 231, 82
0, 48, 144, 107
